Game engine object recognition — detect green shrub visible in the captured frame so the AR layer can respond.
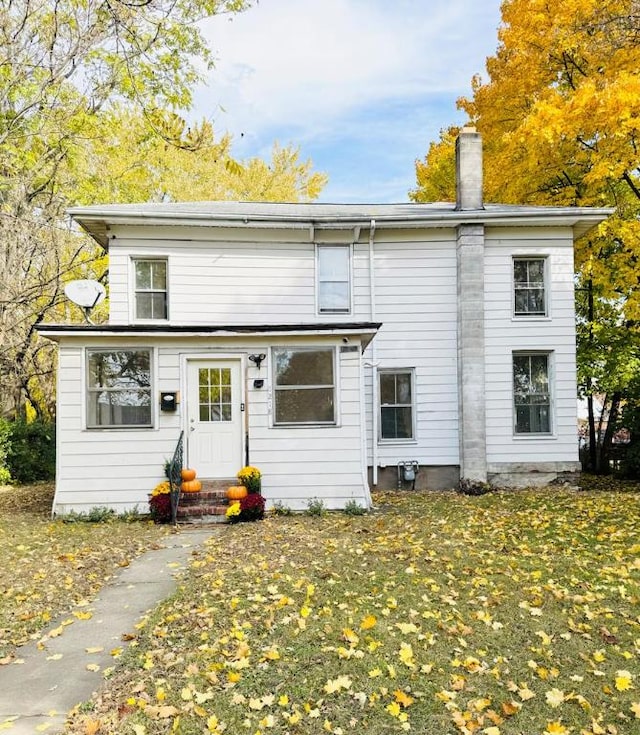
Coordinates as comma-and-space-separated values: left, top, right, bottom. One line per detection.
305, 497, 327, 517
271, 501, 293, 516
344, 499, 366, 516
5, 419, 56, 484
61, 506, 116, 523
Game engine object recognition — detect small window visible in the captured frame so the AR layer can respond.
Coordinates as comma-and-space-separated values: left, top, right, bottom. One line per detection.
513, 353, 551, 434
273, 348, 335, 424
379, 370, 414, 440
134, 259, 167, 320
87, 349, 152, 428
514, 257, 546, 316
198, 366, 232, 422
317, 245, 350, 313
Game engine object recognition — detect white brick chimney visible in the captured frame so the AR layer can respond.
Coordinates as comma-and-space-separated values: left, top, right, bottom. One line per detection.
455, 126, 484, 210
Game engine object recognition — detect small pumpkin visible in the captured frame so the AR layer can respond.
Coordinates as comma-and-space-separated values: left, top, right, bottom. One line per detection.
226, 485, 248, 501
181, 479, 202, 493
181, 468, 197, 482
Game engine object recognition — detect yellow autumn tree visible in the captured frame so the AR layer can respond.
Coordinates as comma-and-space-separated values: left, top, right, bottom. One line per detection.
412, 0, 640, 473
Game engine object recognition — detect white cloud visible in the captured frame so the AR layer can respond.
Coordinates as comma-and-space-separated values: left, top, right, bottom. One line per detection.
194, 0, 502, 200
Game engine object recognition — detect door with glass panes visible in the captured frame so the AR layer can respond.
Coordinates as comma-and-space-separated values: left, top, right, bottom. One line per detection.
186, 360, 242, 477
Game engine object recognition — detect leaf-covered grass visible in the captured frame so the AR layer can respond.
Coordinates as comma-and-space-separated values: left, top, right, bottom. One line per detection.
0, 483, 168, 658
66, 487, 640, 735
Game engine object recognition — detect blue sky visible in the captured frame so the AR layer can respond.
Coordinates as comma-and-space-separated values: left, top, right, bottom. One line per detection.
195, 0, 503, 203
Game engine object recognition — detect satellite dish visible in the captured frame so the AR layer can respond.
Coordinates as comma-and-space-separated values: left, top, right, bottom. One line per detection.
64, 280, 106, 324
64, 280, 106, 308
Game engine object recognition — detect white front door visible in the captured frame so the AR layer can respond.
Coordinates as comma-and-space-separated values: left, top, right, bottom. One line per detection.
186, 359, 243, 478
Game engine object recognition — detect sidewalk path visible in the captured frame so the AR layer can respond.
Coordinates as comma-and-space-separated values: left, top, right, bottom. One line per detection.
0, 528, 215, 734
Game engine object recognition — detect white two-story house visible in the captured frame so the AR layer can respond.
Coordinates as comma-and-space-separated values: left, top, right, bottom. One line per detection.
40, 129, 611, 513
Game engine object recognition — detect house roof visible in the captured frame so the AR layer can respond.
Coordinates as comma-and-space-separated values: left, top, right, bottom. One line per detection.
37, 321, 382, 350
67, 201, 613, 248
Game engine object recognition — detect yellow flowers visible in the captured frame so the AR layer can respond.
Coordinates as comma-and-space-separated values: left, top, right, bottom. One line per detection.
151, 481, 171, 497
236, 465, 261, 492
225, 501, 241, 519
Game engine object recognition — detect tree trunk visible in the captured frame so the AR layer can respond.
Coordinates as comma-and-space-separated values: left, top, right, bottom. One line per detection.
599, 392, 622, 474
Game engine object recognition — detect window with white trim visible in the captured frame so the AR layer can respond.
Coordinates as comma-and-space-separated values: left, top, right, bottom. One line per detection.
134, 259, 167, 320
317, 245, 351, 313
86, 349, 152, 428
273, 347, 336, 424
513, 257, 546, 316
513, 352, 551, 434
379, 369, 415, 440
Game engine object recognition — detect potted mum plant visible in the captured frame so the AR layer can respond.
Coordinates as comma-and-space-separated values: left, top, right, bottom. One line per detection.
149, 480, 172, 523
236, 465, 261, 493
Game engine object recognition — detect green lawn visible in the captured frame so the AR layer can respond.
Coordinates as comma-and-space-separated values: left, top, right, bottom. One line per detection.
65, 486, 640, 735
0, 483, 168, 658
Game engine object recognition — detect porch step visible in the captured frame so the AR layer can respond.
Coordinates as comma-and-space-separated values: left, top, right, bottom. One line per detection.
176, 478, 236, 522
198, 478, 238, 493
180, 490, 227, 506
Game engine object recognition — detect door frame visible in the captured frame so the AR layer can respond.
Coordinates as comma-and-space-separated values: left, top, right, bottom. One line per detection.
180, 352, 247, 476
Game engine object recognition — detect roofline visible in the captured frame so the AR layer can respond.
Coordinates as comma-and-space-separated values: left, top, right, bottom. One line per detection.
67, 205, 613, 248
37, 322, 382, 350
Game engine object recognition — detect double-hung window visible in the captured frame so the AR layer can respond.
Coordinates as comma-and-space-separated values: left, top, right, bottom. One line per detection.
317, 245, 351, 314
273, 347, 336, 424
379, 370, 415, 440
134, 259, 167, 320
513, 257, 546, 316
513, 353, 551, 434
86, 349, 152, 428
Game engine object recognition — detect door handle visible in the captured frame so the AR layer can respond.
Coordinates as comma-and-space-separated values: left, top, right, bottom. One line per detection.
190, 426, 195, 432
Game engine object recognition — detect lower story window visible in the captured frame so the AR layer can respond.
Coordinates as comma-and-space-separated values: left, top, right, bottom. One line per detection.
513, 352, 551, 434
87, 349, 152, 428
273, 347, 335, 424
379, 369, 414, 440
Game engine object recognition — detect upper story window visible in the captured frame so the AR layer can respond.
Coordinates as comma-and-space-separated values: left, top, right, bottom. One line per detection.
513, 257, 546, 316
317, 245, 351, 314
86, 349, 152, 428
273, 347, 336, 425
513, 352, 551, 434
379, 369, 415, 441
134, 259, 167, 320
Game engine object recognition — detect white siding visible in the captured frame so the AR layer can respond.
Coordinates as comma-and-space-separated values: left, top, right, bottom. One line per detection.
484, 227, 579, 466
108, 227, 343, 325
361, 231, 460, 469
53, 338, 367, 514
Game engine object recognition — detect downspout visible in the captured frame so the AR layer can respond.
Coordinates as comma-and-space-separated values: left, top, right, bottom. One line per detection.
359, 348, 373, 509
368, 219, 379, 486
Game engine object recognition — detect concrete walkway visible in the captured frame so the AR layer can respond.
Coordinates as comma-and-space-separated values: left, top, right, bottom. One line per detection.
0, 529, 215, 734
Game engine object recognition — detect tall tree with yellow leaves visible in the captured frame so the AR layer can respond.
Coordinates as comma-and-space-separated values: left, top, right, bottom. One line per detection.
412, 0, 640, 473
0, 1, 327, 420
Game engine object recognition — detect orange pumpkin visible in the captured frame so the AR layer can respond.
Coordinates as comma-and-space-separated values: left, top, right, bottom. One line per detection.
181, 468, 197, 481
181, 479, 202, 493
226, 485, 248, 501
